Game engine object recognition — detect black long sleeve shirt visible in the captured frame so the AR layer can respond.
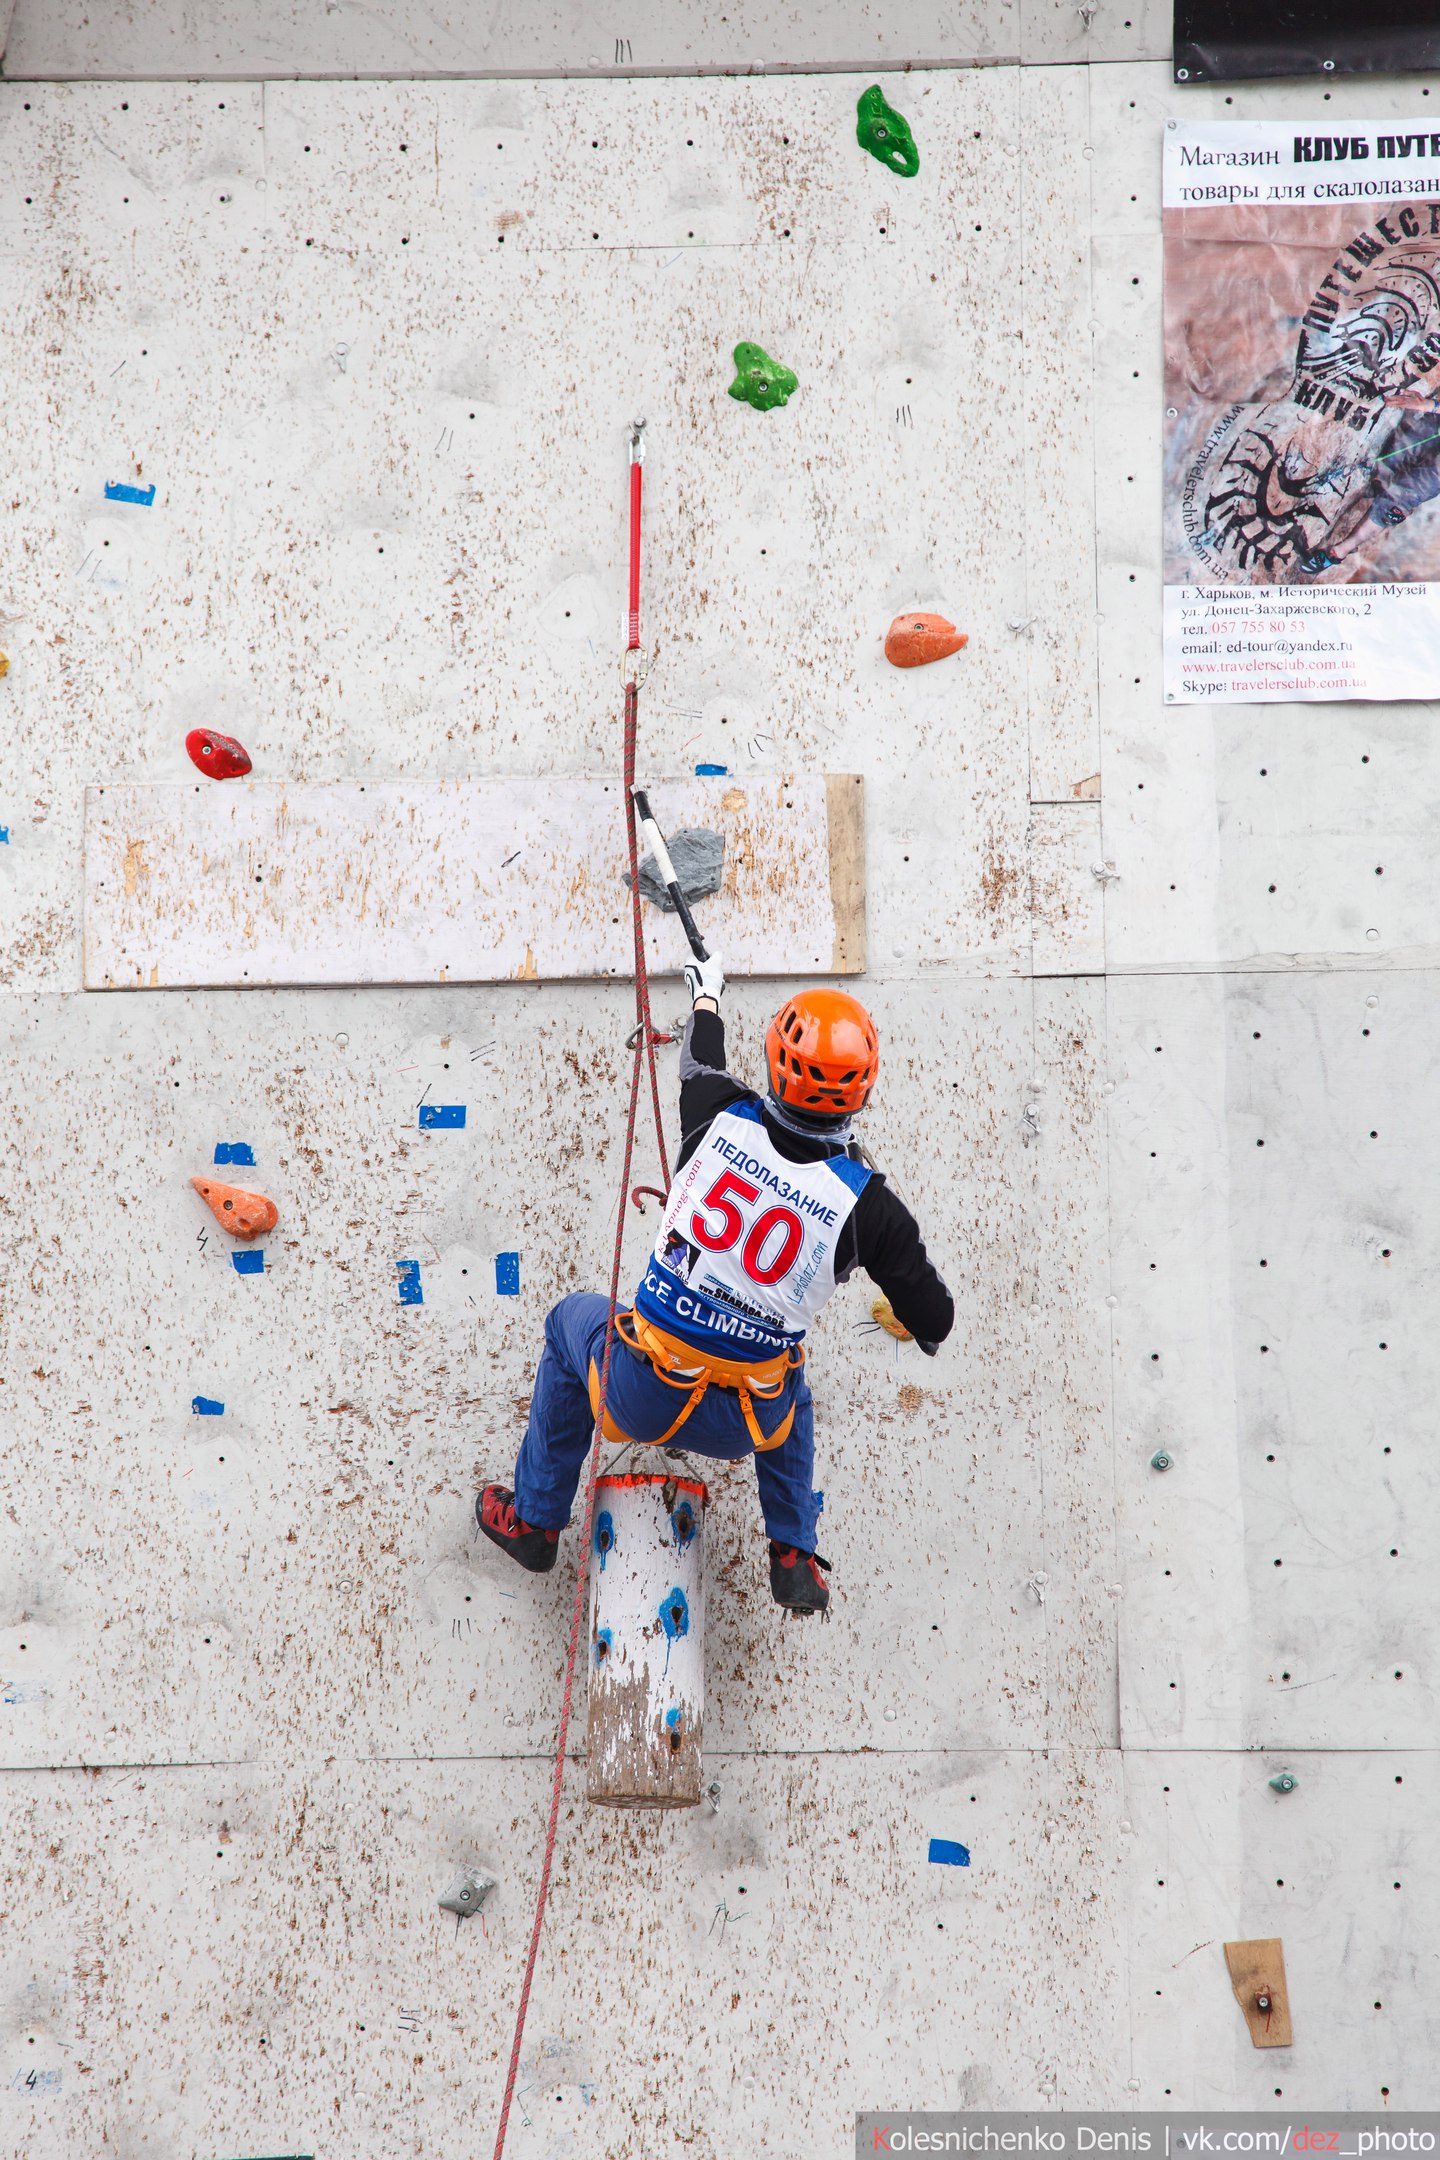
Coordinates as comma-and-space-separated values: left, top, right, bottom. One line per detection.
677, 1007, 954, 1347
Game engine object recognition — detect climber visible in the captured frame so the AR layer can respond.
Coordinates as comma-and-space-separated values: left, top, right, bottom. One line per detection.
478, 957, 954, 1613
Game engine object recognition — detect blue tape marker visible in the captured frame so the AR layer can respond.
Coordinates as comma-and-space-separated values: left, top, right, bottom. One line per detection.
671, 1499, 697, 1549
3, 1682, 51, 1706
104, 480, 157, 506
594, 1511, 615, 1569
928, 1838, 970, 1867
395, 1259, 423, 1306
593, 1626, 614, 1666
213, 1142, 255, 1166
0, 828, 8, 845
232, 1250, 264, 1277
191, 1396, 225, 1416
495, 1251, 520, 1296
695, 762, 728, 776
665, 1707, 683, 1732
659, 1587, 690, 1641
419, 1104, 466, 1131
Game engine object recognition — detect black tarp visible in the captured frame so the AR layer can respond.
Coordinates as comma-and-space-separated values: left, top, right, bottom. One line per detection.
1174, 0, 1440, 83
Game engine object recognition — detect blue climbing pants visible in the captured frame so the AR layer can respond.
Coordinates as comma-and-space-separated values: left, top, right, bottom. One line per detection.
512, 1292, 820, 1551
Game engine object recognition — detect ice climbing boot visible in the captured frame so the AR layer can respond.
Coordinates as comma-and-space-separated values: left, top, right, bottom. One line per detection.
769, 1541, 831, 1615
476, 1486, 561, 1573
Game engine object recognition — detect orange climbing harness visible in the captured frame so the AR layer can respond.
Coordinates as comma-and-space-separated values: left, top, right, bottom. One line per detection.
587, 1309, 804, 1453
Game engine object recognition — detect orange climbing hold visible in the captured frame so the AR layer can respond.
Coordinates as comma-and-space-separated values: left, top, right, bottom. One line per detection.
884, 612, 968, 669
190, 1175, 277, 1241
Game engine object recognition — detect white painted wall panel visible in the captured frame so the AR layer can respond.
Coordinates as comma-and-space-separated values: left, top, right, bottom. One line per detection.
1111, 971, 1440, 1751
1020, 0, 1169, 66
1029, 977, 1118, 1741
0, 0, 1179, 80
1124, 1752, 1440, 2104
1110, 973, 1250, 1748
0, 75, 1059, 992
0, 1751, 1129, 2156
0, 980, 1117, 1768
5, 2, 1019, 79
1019, 64, 1101, 807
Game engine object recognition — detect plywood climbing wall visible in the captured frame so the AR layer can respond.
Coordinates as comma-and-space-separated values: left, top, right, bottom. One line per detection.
0, 30, 1434, 2160
81, 774, 865, 985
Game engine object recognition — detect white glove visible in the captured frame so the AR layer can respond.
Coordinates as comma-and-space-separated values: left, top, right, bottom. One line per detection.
683, 950, 726, 1003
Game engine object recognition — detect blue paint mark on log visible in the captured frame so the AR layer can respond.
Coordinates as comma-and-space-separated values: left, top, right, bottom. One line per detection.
660, 1587, 690, 1640
928, 1838, 970, 1867
593, 1626, 614, 1666
232, 1250, 264, 1276
0, 827, 8, 845
104, 480, 157, 505
191, 1396, 225, 1416
213, 1141, 255, 1166
419, 1104, 466, 1130
395, 1259, 423, 1305
594, 1511, 615, 1569
495, 1251, 520, 1296
664, 1707, 682, 1730
694, 762, 728, 775
671, 1500, 696, 1548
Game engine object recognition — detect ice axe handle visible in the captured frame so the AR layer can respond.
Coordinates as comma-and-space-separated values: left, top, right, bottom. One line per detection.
630, 789, 709, 964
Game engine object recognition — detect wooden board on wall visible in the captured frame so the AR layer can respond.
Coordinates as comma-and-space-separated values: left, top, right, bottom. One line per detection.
82, 774, 866, 988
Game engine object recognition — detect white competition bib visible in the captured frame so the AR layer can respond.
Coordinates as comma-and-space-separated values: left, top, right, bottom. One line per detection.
633, 1101, 871, 1360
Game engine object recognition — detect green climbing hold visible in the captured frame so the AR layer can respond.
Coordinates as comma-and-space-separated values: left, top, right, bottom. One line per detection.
1268, 1771, 1299, 1794
728, 342, 798, 413
856, 85, 919, 179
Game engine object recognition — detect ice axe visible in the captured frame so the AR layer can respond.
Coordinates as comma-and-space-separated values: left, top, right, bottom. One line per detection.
629, 787, 710, 964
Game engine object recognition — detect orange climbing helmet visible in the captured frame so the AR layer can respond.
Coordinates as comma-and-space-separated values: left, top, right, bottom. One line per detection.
765, 988, 879, 1117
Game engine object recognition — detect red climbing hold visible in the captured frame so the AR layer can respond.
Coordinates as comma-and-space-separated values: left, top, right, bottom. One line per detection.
190, 1175, 277, 1241
185, 728, 252, 779
884, 613, 968, 669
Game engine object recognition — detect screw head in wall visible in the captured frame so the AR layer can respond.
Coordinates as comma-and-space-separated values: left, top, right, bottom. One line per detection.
1150, 1449, 1173, 1472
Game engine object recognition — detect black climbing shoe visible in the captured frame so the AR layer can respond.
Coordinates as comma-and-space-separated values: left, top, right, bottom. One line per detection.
769, 1541, 831, 1615
477, 1486, 561, 1573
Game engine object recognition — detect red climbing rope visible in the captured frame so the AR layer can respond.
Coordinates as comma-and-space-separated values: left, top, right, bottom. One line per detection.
491, 421, 671, 2160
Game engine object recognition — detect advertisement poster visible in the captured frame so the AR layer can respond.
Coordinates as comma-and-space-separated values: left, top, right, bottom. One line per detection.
1164, 120, 1440, 702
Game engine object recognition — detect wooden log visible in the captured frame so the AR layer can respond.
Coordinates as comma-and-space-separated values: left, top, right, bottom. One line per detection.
585, 1472, 707, 1809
